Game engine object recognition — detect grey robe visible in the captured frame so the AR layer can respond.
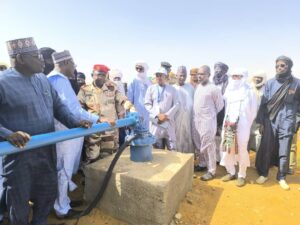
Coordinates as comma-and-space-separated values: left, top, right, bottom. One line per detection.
144, 84, 179, 149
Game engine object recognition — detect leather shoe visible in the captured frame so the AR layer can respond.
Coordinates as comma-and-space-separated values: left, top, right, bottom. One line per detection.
70, 200, 83, 208
194, 165, 207, 172
56, 209, 82, 220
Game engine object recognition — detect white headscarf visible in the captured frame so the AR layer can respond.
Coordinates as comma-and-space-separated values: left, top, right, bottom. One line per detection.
135, 60, 149, 82
109, 69, 123, 80
109, 69, 125, 94
224, 68, 250, 102
226, 68, 248, 90
250, 70, 267, 88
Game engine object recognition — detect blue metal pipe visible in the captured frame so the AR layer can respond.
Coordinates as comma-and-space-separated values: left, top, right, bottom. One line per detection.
0, 112, 139, 156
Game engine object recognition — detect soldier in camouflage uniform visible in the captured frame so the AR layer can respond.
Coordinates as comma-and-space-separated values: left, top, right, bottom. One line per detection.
78, 64, 129, 163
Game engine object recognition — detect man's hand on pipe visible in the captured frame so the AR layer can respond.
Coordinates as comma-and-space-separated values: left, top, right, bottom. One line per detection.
6, 131, 31, 148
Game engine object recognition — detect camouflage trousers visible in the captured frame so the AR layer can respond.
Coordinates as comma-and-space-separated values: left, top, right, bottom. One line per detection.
84, 129, 119, 161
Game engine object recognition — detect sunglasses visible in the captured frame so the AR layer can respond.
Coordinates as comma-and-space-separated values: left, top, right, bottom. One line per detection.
276, 64, 286, 68
136, 67, 144, 71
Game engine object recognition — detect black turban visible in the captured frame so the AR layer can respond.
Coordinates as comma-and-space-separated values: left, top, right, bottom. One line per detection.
39, 47, 56, 61
161, 61, 172, 68
276, 55, 293, 69
214, 62, 229, 73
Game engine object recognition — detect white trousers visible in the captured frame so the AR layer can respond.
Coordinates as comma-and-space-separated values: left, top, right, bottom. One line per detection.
54, 137, 84, 216
220, 140, 250, 178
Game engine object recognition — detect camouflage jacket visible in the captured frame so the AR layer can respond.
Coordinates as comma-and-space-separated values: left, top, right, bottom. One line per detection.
78, 81, 127, 120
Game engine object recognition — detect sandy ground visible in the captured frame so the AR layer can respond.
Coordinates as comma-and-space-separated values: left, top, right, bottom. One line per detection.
3, 152, 300, 225
50, 152, 300, 225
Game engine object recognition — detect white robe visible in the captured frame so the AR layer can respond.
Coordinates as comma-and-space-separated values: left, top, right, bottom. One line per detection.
173, 83, 194, 153
144, 84, 180, 145
48, 71, 98, 215
220, 83, 257, 178
193, 83, 224, 174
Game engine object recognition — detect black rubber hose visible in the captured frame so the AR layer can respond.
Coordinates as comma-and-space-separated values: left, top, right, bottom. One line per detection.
73, 134, 138, 224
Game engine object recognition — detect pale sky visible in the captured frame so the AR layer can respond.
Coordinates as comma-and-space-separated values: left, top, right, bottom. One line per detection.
1, 0, 300, 82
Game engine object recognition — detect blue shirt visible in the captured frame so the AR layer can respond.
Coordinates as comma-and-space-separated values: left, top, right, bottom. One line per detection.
48, 71, 98, 123
256, 76, 300, 137
0, 68, 80, 139
127, 78, 152, 129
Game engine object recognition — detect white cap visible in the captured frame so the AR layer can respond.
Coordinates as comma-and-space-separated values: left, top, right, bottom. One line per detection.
154, 67, 168, 76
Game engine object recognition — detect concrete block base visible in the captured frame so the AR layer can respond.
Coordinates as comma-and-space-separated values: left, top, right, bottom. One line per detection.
84, 148, 193, 225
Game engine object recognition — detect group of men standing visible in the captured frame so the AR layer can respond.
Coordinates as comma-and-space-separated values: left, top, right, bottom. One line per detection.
137, 58, 299, 191
0, 37, 135, 225
0, 36, 300, 225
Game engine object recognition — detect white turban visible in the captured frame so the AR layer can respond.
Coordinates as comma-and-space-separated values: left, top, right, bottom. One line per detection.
226, 67, 248, 91
135, 60, 149, 72
109, 69, 125, 94
251, 70, 266, 79
230, 67, 248, 78
109, 69, 123, 80
135, 60, 149, 82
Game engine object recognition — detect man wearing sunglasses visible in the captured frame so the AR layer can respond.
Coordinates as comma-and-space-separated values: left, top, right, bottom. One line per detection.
127, 61, 152, 129
0, 37, 91, 225
256, 56, 300, 190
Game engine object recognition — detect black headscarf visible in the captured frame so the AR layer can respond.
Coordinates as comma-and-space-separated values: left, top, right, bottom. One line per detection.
213, 62, 229, 85
40, 47, 56, 75
69, 69, 80, 94
276, 55, 293, 68
267, 56, 294, 120
275, 55, 293, 82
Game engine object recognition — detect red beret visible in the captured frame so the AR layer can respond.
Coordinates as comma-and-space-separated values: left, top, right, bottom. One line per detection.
93, 64, 110, 73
